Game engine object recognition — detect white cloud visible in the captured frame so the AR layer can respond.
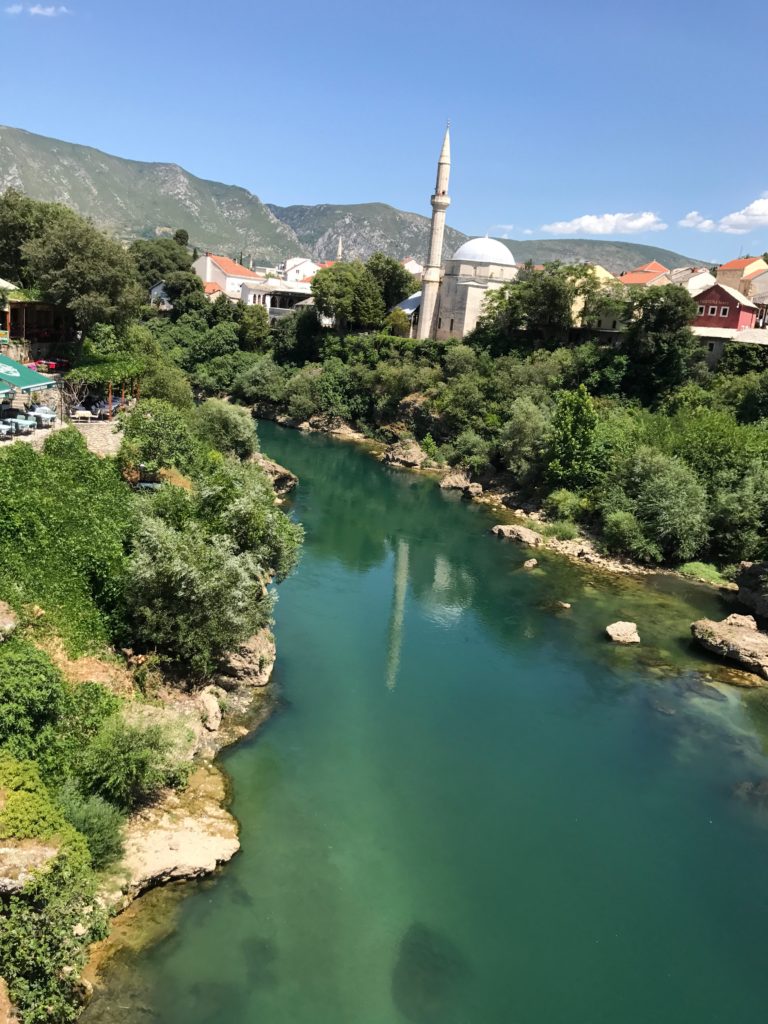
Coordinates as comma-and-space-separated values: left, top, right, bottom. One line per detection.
541, 211, 667, 235
5, 2, 71, 11
678, 211, 716, 231
679, 193, 768, 235
522, 229, 534, 235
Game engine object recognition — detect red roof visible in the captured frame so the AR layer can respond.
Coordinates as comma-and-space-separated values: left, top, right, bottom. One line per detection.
634, 260, 669, 274
208, 254, 260, 278
204, 282, 223, 294
317, 260, 335, 269
720, 257, 755, 270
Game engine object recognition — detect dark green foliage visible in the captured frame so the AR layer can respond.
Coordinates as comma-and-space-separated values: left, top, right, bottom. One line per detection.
601, 447, 709, 563
77, 713, 187, 811
0, 639, 68, 771
129, 237, 192, 291
122, 516, 270, 678
56, 782, 125, 869
193, 399, 258, 460
0, 429, 136, 652
547, 385, 598, 489
119, 398, 201, 475
619, 285, 703, 403
312, 261, 386, 335
21, 202, 142, 332
193, 459, 304, 580
366, 252, 417, 309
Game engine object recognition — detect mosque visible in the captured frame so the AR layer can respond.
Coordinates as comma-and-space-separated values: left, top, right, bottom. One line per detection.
400, 127, 519, 340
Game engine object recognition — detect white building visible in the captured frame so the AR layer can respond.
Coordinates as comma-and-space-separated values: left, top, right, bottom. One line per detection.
240, 278, 312, 322
282, 257, 321, 283
410, 129, 518, 340
192, 253, 266, 299
401, 257, 424, 276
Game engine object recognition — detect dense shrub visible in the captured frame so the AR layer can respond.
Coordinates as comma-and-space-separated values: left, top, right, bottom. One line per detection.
119, 398, 200, 475
56, 781, 125, 869
78, 714, 187, 811
193, 399, 258, 460
123, 516, 269, 677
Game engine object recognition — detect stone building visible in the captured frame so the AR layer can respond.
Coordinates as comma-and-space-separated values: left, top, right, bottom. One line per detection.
409, 128, 518, 340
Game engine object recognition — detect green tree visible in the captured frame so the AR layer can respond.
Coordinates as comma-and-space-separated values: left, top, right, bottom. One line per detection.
236, 302, 270, 350
22, 206, 142, 332
123, 517, 269, 678
312, 261, 385, 335
366, 252, 417, 309
129, 238, 193, 291
173, 228, 190, 248
620, 285, 703, 403
119, 399, 200, 474
547, 384, 598, 489
193, 399, 258, 459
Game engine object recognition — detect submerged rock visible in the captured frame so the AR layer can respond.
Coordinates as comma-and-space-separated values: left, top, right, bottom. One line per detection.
491, 523, 544, 547
391, 922, 470, 1023
556, 601, 572, 610
690, 614, 768, 682
523, 558, 538, 570
606, 621, 641, 645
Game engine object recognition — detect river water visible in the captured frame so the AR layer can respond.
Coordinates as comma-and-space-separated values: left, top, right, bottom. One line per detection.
85, 422, 768, 1024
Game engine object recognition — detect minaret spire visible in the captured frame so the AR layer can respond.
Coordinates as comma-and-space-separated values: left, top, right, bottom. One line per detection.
417, 124, 451, 340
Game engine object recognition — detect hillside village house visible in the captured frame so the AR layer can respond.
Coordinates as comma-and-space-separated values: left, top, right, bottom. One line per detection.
692, 283, 757, 332
192, 253, 268, 299
401, 257, 424, 276
716, 256, 768, 296
281, 257, 320, 283
240, 278, 311, 321
0, 278, 68, 361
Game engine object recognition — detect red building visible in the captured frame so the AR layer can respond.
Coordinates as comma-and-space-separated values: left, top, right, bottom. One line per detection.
692, 283, 756, 331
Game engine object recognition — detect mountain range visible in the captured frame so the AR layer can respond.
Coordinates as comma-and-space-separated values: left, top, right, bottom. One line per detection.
0, 126, 708, 273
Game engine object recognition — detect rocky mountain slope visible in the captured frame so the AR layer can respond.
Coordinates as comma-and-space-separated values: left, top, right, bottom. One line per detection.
0, 125, 707, 272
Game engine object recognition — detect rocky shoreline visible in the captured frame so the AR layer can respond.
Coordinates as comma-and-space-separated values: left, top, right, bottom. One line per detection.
80, 628, 278, 993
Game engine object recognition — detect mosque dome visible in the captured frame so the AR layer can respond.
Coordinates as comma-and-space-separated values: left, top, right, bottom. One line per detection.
451, 237, 516, 266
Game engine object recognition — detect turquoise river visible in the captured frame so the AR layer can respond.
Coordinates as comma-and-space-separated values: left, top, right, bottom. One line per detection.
85, 421, 768, 1023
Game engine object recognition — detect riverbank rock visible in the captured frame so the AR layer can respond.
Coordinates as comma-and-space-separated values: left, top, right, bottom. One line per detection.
0, 838, 59, 894
523, 558, 538, 570
606, 621, 641, 645
440, 469, 470, 491
0, 978, 16, 1024
216, 630, 276, 691
197, 686, 225, 733
0, 603, 17, 642
464, 482, 483, 498
382, 439, 428, 469
109, 764, 239, 909
691, 614, 768, 682
491, 524, 545, 548
735, 562, 768, 619
250, 452, 297, 496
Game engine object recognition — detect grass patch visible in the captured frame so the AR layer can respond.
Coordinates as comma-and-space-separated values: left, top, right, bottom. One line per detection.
541, 520, 580, 541
678, 561, 728, 586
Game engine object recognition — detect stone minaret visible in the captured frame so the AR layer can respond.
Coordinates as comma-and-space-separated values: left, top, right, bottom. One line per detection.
417, 125, 451, 340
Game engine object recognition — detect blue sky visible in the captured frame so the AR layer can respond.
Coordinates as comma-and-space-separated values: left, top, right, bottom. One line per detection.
3, 0, 767, 262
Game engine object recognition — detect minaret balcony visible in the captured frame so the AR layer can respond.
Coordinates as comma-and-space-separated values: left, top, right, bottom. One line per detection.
431, 193, 451, 211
